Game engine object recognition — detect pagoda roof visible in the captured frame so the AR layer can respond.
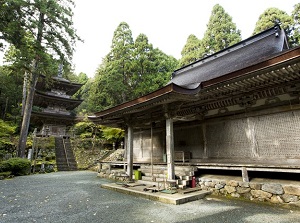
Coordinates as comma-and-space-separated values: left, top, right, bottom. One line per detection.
36, 75, 83, 96
33, 91, 83, 110
31, 111, 83, 126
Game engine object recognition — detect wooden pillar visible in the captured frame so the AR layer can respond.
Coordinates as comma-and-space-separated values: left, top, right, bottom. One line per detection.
166, 118, 175, 180
202, 124, 208, 158
241, 167, 249, 182
151, 124, 154, 180
126, 125, 133, 180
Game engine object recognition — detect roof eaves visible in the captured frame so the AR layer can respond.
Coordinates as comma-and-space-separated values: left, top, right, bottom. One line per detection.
90, 83, 200, 119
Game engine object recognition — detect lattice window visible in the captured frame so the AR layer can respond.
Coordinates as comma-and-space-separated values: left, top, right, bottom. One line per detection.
254, 110, 300, 158
206, 119, 252, 158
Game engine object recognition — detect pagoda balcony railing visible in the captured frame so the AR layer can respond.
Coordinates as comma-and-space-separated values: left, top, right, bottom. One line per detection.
47, 91, 71, 99
42, 108, 71, 115
36, 129, 75, 138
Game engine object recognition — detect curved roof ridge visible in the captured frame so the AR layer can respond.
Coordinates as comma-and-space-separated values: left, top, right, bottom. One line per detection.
170, 25, 288, 89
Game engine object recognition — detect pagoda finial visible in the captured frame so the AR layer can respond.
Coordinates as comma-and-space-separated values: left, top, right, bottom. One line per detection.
58, 64, 63, 78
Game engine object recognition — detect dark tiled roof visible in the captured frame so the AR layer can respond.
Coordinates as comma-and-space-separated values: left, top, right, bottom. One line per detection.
33, 91, 83, 110
36, 75, 83, 96
170, 25, 288, 89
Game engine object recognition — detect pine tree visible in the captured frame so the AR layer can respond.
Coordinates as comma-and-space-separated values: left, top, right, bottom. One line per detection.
202, 4, 241, 56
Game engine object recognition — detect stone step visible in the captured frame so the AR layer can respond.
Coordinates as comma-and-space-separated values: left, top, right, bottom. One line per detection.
140, 164, 196, 172
139, 169, 193, 177
176, 179, 190, 186
138, 168, 165, 174
180, 175, 192, 180
143, 172, 166, 178
55, 137, 77, 171
142, 176, 165, 182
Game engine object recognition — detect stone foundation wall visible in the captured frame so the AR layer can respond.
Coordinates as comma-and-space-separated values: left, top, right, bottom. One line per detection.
198, 177, 300, 208
97, 164, 129, 181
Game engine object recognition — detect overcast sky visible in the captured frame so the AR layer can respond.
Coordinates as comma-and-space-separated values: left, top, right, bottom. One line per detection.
0, 0, 299, 78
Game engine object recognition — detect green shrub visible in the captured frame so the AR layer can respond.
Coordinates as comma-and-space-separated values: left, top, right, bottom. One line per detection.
1, 158, 31, 176
0, 161, 10, 172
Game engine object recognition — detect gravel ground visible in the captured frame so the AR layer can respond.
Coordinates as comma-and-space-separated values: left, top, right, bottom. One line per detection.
0, 171, 300, 223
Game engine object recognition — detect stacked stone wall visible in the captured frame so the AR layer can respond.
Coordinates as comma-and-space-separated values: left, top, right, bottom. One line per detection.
198, 177, 300, 207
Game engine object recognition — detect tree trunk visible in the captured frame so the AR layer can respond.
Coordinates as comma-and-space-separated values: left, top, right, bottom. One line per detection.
21, 72, 28, 116
18, 10, 44, 158
18, 65, 39, 157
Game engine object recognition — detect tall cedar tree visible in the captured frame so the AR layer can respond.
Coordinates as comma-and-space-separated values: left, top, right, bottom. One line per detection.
88, 22, 177, 112
88, 22, 134, 111
201, 4, 241, 56
179, 34, 202, 67
0, 0, 81, 157
131, 34, 155, 97
292, 3, 300, 46
107, 22, 134, 103
131, 34, 177, 98
252, 8, 292, 44
0, 0, 25, 49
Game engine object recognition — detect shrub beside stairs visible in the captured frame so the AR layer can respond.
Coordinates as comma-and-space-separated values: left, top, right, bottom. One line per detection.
55, 137, 77, 171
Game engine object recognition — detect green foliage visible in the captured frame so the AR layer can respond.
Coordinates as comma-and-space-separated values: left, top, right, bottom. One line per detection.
0, 150, 5, 160
0, 0, 26, 49
0, 119, 16, 137
178, 4, 241, 67
74, 78, 92, 113
1, 0, 81, 64
0, 119, 17, 150
0, 171, 12, 178
88, 22, 178, 112
179, 34, 203, 67
0, 158, 31, 176
35, 137, 55, 150
73, 121, 124, 146
73, 120, 102, 139
253, 8, 292, 43
105, 22, 134, 104
292, 3, 300, 46
202, 4, 241, 56
88, 60, 123, 111
0, 0, 82, 157
0, 66, 23, 121
131, 34, 178, 98
101, 126, 124, 144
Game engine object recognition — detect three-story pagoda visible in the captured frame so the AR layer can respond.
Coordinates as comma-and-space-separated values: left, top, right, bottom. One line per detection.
31, 73, 83, 137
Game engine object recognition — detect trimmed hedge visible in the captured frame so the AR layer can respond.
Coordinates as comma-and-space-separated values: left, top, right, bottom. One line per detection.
0, 158, 31, 176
